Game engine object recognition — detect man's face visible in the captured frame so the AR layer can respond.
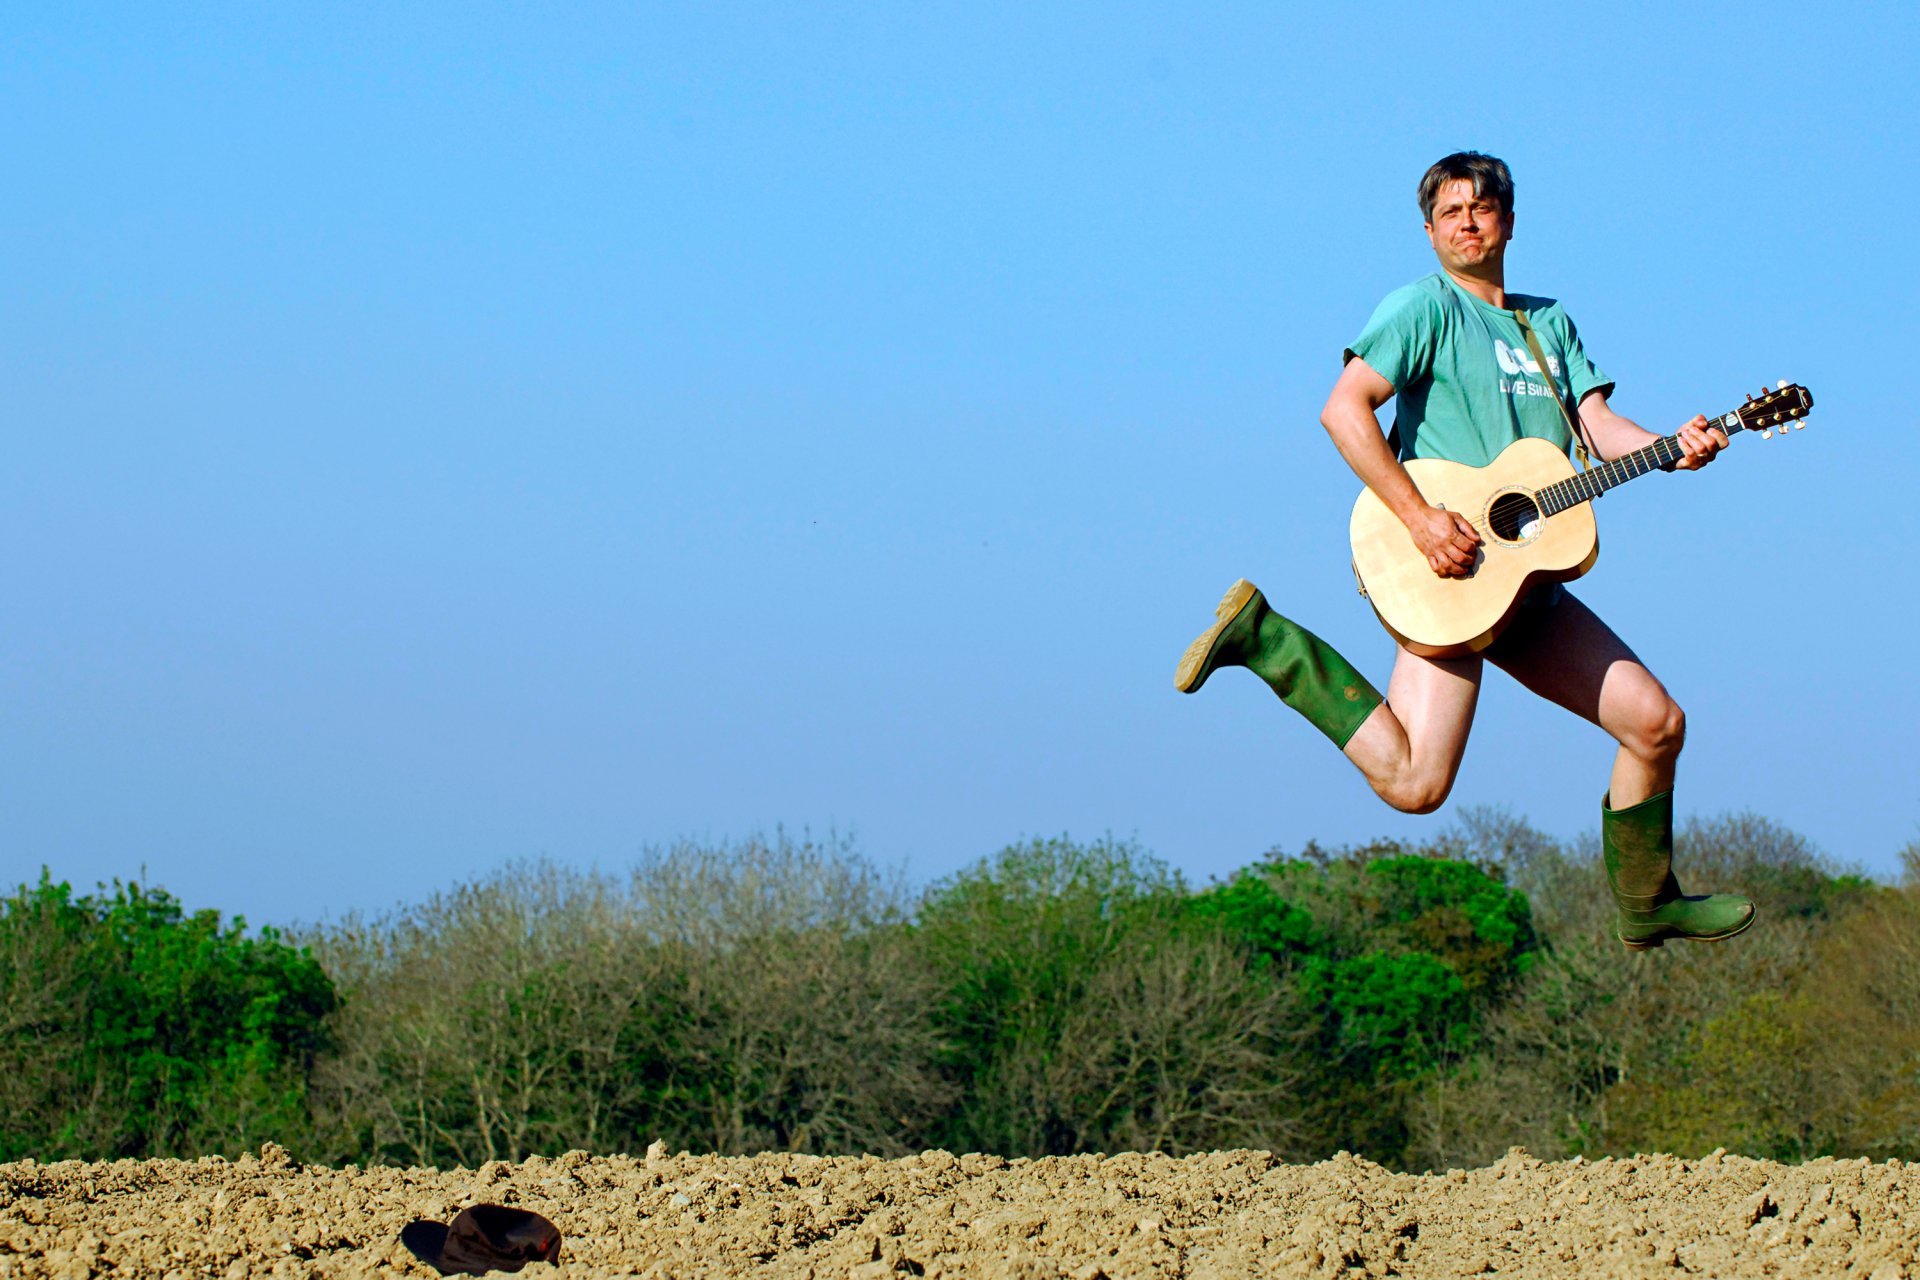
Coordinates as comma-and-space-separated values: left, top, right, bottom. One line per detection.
1424, 178, 1512, 275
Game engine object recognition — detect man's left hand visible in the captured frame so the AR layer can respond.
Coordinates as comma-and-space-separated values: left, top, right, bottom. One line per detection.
1670, 414, 1729, 471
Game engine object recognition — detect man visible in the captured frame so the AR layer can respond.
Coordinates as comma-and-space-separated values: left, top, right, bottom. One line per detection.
1175, 151, 1753, 952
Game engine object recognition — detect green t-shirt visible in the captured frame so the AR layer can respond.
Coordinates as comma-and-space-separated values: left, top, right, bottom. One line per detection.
1344, 272, 1613, 466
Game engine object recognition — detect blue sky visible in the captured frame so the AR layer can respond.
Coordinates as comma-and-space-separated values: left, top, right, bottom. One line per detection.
3, 2, 1915, 927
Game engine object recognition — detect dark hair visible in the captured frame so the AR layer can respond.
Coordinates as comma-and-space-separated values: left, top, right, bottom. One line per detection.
1417, 152, 1513, 222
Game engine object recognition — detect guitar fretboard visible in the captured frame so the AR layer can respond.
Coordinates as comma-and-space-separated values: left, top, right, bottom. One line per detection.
1535, 411, 1746, 517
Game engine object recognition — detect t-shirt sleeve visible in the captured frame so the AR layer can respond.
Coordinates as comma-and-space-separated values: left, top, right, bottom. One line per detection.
1343, 285, 1442, 391
1558, 311, 1614, 402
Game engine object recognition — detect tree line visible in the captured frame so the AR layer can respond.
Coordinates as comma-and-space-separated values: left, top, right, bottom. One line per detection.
3, 809, 1915, 1170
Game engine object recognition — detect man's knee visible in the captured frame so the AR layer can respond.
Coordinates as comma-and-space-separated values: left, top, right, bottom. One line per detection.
1624, 698, 1686, 764
1378, 772, 1454, 815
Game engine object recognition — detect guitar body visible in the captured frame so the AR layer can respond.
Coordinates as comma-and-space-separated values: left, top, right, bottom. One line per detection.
1349, 437, 1599, 657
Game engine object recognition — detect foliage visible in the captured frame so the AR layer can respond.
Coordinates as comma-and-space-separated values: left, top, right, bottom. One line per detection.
1409, 810, 1888, 1170
915, 836, 1312, 1157
0, 873, 335, 1161
308, 834, 949, 1165
1199, 848, 1532, 1059
9, 811, 1919, 1171
1185, 835, 1538, 1165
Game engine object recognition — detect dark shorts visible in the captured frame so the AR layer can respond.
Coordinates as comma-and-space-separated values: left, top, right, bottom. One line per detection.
1485, 581, 1568, 658
1520, 582, 1566, 612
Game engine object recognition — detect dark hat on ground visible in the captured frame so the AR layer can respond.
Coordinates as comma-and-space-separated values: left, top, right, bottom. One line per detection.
399, 1204, 562, 1276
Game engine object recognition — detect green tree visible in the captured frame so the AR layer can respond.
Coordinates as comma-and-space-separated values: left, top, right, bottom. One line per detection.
0, 873, 336, 1160
1188, 841, 1539, 1164
915, 837, 1311, 1157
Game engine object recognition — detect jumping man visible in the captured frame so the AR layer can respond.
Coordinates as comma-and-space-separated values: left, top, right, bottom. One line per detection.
1175, 151, 1754, 951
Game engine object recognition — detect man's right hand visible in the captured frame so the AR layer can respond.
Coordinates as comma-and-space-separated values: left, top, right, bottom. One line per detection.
1407, 505, 1480, 578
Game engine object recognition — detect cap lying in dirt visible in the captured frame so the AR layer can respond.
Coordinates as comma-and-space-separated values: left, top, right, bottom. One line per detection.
399, 1204, 562, 1275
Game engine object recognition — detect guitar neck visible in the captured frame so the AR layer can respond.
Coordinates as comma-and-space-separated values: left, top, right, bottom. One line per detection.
1536, 408, 1748, 517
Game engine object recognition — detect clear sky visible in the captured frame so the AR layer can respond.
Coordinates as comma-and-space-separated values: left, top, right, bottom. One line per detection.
4, 1, 1916, 928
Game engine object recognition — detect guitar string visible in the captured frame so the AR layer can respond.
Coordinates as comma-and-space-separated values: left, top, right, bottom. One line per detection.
1419, 410, 1797, 549
1443, 444, 1691, 539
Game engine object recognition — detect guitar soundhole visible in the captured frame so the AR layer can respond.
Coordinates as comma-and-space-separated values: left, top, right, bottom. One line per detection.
1488, 491, 1543, 544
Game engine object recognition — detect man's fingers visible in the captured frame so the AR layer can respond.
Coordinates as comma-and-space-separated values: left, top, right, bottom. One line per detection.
1673, 414, 1726, 470
1419, 507, 1478, 577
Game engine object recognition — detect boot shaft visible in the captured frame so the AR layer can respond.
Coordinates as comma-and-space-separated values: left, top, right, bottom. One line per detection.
1241, 591, 1382, 749
1601, 789, 1677, 911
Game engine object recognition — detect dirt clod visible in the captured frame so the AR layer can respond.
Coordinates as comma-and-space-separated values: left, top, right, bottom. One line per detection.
1, 1147, 1917, 1278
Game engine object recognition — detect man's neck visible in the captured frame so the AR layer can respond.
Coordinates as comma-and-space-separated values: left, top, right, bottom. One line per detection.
1443, 265, 1507, 310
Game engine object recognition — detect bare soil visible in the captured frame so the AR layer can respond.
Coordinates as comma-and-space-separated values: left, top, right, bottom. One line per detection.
2, 1143, 1914, 1279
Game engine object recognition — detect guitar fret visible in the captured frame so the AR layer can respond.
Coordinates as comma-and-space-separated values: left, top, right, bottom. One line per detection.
1549, 431, 1684, 513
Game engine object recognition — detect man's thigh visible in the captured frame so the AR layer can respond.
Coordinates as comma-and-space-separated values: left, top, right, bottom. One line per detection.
1381, 642, 1484, 762
1484, 590, 1674, 735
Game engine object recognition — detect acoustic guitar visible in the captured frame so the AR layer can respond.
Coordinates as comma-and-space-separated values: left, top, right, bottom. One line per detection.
1349, 381, 1814, 657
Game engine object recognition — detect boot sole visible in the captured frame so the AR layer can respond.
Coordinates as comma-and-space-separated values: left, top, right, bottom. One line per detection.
1174, 579, 1259, 693
1619, 907, 1758, 951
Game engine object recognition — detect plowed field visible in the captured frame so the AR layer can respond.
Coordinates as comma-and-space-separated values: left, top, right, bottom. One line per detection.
2, 1143, 1914, 1278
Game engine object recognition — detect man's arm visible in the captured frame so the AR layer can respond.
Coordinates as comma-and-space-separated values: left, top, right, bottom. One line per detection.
1321, 356, 1479, 578
1575, 390, 1727, 471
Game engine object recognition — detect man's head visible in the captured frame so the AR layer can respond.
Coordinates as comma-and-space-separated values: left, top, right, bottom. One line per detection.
1417, 152, 1513, 222
1418, 152, 1515, 280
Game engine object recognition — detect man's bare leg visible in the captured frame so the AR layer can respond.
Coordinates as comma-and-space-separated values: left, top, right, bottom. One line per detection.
1342, 646, 1484, 814
1485, 590, 1753, 947
1175, 580, 1479, 813
1483, 593, 1683, 806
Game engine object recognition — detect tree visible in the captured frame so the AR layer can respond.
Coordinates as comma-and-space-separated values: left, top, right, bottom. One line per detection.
310, 835, 951, 1164
309, 861, 665, 1166
1412, 812, 1885, 1168
0, 873, 336, 1160
624, 833, 952, 1157
916, 836, 1312, 1157
1190, 840, 1540, 1164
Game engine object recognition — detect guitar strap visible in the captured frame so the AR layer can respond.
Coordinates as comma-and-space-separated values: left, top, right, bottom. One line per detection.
1513, 308, 1594, 471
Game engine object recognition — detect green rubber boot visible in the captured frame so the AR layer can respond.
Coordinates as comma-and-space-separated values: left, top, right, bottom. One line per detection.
1602, 790, 1756, 951
1174, 579, 1383, 749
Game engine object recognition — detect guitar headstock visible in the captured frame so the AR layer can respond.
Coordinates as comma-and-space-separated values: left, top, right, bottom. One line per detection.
1735, 380, 1814, 440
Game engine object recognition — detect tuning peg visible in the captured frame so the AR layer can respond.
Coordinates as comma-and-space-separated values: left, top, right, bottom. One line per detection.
1776, 379, 1789, 389
1761, 428, 1773, 440
1793, 420, 1805, 429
